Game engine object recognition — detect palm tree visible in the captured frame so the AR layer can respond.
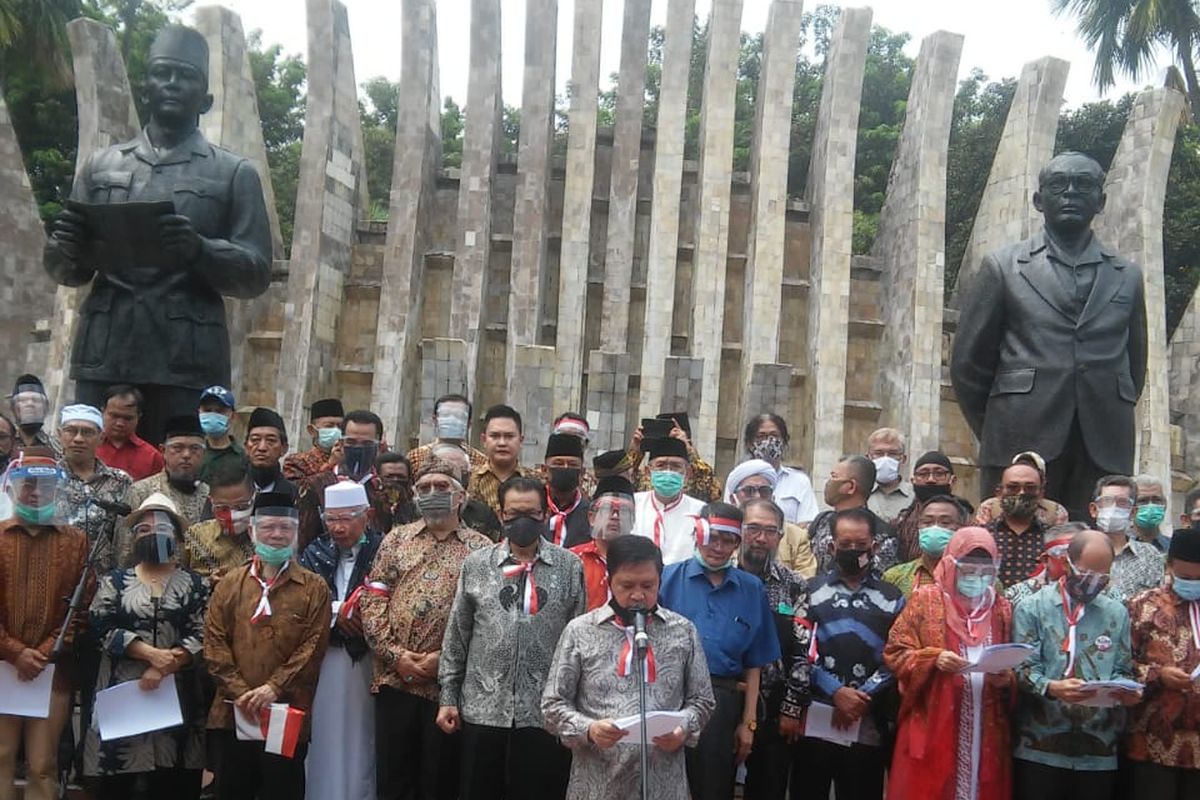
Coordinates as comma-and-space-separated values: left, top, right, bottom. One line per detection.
1051, 0, 1200, 119
0, 0, 81, 89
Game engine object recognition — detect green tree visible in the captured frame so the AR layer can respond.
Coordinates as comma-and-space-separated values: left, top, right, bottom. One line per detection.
1052, 0, 1200, 120
441, 96, 464, 168
0, 0, 80, 87
247, 32, 306, 247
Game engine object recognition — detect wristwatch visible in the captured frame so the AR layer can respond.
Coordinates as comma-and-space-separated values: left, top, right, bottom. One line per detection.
743, 719, 758, 732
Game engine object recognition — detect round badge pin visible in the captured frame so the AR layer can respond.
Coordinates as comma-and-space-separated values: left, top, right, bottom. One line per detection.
1095, 635, 1112, 652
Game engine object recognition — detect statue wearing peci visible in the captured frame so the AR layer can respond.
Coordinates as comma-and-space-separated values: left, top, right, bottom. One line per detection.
43, 25, 271, 444
951, 152, 1148, 521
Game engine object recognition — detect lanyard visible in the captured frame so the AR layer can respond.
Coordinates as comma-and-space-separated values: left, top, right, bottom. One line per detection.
1059, 581, 1086, 678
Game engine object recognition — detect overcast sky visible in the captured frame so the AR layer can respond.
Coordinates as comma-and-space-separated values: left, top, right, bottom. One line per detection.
199, 0, 1167, 110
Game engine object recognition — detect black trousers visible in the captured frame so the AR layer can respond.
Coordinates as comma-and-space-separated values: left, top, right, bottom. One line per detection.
684, 683, 741, 800
1122, 759, 1200, 800
742, 716, 797, 800
458, 722, 570, 800
790, 738, 885, 800
210, 729, 308, 800
1014, 758, 1116, 800
375, 687, 460, 800
94, 767, 201, 800
76, 380, 201, 446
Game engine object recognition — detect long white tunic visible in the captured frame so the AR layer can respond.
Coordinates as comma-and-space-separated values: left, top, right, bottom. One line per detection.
305, 548, 376, 800
632, 491, 706, 565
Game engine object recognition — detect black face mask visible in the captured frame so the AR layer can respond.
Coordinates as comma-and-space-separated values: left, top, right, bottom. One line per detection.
913, 483, 950, 504
133, 533, 177, 564
167, 473, 199, 494
548, 467, 581, 494
608, 598, 657, 627
505, 516, 544, 547
835, 548, 871, 577
343, 442, 379, 481
251, 463, 281, 488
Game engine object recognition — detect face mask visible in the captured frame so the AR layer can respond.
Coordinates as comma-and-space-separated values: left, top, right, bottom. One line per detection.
650, 470, 684, 499
167, 473, 199, 494
1134, 504, 1166, 529
435, 411, 469, 441
505, 516, 544, 547
382, 479, 412, 508
14, 501, 56, 526
914, 483, 949, 504
316, 427, 342, 452
835, 548, 871, 577
342, 442, 379, 480
1173, 576, 1200, 602
133, 532, 176, 564
254, 541, 294, 565
416, 490, 455, 521
1095, 505, 1131, 534
956, 573, 994, 599
1000, 493, 1040, 520
608, 598, 656, 627
548, 467, 581, 494
1065, 569, 1109, 604
750, 436, 784, 463
872, 456, 900, 485
693, 549, 735, 572
216, 506, 253, 536
918, 526, 954, 557
199, 412, 230, 437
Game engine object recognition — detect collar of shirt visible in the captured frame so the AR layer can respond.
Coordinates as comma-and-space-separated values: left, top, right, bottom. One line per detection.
591, 603, 667, 627
873, 482, 911, 498
473, 462, 522, 481
818, 570, 887, 594
1115, 537, 1158, 560
413, 522, 475, 546
682, 556, 746, 589
492, 538, 557, 569
125, 126, 211, 166
61, 458, 118, 484
102, 431, 147, 451
1039, 227, 1110, 268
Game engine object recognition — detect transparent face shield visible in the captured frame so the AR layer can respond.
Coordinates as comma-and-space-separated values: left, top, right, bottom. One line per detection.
11, 386, 49, 428
251, 507, 301, 548
5, 464, 64, 525
589, 494, 635, 541
131, 510, 179, 563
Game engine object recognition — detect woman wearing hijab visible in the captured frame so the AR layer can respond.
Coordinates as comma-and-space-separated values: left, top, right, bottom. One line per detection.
82, 493, 209, 798
883, 527, 1015, 800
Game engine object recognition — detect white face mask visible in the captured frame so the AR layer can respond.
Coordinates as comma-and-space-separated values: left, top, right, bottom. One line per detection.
1095, 505, 1131, 535
872, 456, 900, 485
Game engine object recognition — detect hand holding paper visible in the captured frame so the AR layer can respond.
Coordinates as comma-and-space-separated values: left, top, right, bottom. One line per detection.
612, 711, 687, 743
959, 643, 1036, 674
0, 662, 55, 718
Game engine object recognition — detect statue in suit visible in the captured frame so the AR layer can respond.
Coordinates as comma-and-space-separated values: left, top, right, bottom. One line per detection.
951, 152, 1147, 519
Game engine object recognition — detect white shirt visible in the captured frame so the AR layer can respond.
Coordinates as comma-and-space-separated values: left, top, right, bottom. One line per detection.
633, 491, 706, 565
330, 543, 361, 623
774, 467, 820, 524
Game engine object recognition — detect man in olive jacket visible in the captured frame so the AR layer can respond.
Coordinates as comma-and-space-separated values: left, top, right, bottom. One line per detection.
951, 151, 1147, 521
43, 25, 271, 444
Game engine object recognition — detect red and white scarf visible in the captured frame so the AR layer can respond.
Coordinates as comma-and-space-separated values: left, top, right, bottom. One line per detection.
651, 494, 684, 548
339, 580, 391, 623
547, 489, 582, 546
1189, 600, 1200, 652
1059, 581, 1086, 678
613, 619, 656, 683
250, 558, 289, 625
502, 560, 540, 615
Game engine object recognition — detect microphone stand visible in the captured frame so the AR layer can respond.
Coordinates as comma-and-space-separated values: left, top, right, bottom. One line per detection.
51, 497, 118, 661
635, 633, 650, 800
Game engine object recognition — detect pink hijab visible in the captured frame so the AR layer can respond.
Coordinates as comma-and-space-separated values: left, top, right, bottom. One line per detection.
933, 526, 1000, 647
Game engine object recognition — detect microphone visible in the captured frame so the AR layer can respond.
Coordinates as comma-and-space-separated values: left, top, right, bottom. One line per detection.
631, 605, 649, 652
90, 498, 132, 516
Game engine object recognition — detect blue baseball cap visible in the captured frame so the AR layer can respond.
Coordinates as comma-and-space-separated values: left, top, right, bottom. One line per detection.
199, 385, 236, 409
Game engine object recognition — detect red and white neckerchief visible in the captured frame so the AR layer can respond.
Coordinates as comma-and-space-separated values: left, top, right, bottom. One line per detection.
502, 560, 540, 615
339, 580, 391, 623
1188, 599, 1200, 652
547, 488, 583, 546
1059, 580, 1086, 678
693, 515, 742, 547
250, 558, 289, 624
651, 493, 684, 548
612, 619, 657, 683
795, 616, 820, 663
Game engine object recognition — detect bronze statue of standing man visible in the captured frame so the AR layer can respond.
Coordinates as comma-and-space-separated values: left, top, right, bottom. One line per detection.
951, 152, 1148, 520
43, 25, 271, 444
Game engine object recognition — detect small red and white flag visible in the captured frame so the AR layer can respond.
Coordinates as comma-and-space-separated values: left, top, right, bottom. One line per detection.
234, 703, 305, 758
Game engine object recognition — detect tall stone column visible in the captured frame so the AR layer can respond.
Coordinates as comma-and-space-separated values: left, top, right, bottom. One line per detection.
1093, 84, 1186, 482
804, 7, 871, 492
276, 0, 368, 438
689, 0, 744, 461
506, 0, 558, 398
448, 0, 502, 398
636, 0, 695, 423
586, 0, 652, 451
371, 0, 442, 442
554, 0, 604, 411
195, 5, 286, 403
739, 0, 804, 421
952, 57, 1068, 303
1170, 283, 1200, 488
872, 31, 963, 459
39, 19, 141, 415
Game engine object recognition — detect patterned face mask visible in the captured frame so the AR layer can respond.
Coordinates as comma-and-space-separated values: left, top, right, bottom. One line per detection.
750, 435, 784, 463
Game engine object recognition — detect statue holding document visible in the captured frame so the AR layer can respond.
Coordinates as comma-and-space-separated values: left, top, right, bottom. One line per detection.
43, 25, 271, 443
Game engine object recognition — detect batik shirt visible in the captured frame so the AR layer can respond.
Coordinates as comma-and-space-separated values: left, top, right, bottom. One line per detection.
439, 540, 587, 728
57, 458, 133, 573
808, 508, 899, 575
987, 516, 1048, 588
1109, 538, 1165, 600
748, 559, 811, 720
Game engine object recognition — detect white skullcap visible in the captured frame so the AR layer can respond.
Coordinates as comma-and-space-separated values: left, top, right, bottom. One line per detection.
60, 404, 104, 429
723, 459, 780, 504
325, 481, 368, 510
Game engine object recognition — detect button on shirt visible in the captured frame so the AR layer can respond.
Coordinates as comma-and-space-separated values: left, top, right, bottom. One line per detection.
1012, 582, 1134, 771
438, 540, 587, 728
633, 491, 705, 565
659, 559, 780, 678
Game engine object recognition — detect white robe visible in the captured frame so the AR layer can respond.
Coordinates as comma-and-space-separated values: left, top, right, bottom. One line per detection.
305, 548, 376, 800
633, 491, 706, 565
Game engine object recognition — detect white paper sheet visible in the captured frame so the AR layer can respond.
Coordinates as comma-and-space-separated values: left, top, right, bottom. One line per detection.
960, 643, 1036, 673
613, 710, 687, 742
1076, 678, 1144, 708
95, 674, 183, 741
1191, 662, 1200, 681
0, 662, 55, 718
803, 701, 860, 746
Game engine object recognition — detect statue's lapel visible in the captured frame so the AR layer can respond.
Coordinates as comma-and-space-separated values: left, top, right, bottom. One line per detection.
1016, 232, 1076, 322
1077, 245, 1127, 330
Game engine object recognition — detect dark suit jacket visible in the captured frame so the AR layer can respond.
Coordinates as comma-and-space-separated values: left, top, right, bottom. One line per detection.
951, 229, 1147, 472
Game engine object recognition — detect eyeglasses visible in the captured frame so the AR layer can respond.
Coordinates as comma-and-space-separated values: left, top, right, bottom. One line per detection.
61, 426, 100, 440
1135, 496, 1166, 506
211, 500, 254, 514
742, 524, 781, 539
414, 480, 458, 495
868, 448, 903, 459
133, 522, 176, 537
912, 468, 951, 481
734, 485, 774, 500
254, 521, 298, 536
1094, 496, 1134, 510
322, 509, 367, 525
1042, 174, 1101, 195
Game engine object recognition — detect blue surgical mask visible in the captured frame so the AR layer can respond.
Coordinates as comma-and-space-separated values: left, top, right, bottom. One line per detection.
254, 541, 294, 565
199, 412, 230, 437
435, 413, 469, 441
1173, 576, 1200, 602
956, 574, 994, 599
693, 549, 734, 572
650, 470, 684, 499
918, 526, 954, 557
316, 427, 342, 452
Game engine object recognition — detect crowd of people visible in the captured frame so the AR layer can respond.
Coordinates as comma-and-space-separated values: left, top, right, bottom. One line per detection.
1, 374, 1198, 800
